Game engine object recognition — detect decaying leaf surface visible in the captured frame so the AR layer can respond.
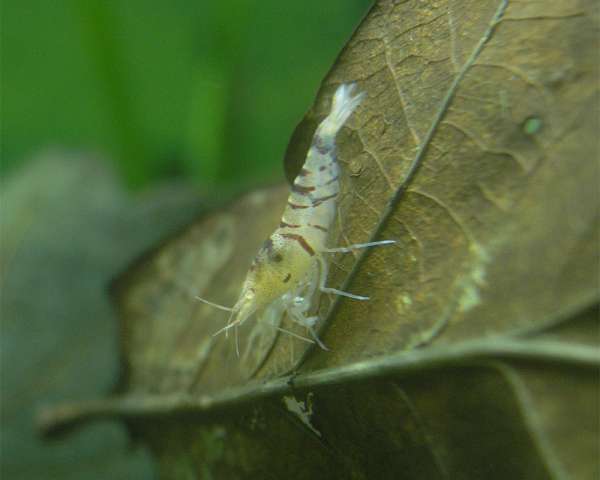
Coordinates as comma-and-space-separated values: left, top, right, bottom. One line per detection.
113, 186, 291, 392
290, 0, 599, 369
41, 1, 599, 478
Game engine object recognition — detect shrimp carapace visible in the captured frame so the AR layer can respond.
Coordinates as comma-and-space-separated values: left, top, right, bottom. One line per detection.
196, 83, 395, 353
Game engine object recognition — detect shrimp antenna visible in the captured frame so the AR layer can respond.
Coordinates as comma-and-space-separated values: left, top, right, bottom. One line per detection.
273, 326, 315, 344
194, 295, 234, 312
212, 319, 238, 337
195, 294, 240, 340
224, 307, 238, 338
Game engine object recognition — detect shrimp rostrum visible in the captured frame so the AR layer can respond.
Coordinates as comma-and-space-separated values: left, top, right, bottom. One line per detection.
196, 83, 394, 352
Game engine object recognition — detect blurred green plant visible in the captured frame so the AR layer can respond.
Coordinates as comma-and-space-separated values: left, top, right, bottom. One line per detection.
1, 0, 370, 189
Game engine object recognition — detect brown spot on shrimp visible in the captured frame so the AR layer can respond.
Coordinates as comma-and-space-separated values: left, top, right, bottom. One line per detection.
323, 175, 339, 186
279, 221, 301, 229
261, 238, 274, 254
313, 134, 332, 155
288, 201, 311, 210
291, 184, 316, 195
280, 233, 315, 256
308, 224, 328, 233
311, 192, 338, 207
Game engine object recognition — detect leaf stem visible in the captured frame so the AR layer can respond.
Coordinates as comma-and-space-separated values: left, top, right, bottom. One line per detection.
38, 337, 599, 438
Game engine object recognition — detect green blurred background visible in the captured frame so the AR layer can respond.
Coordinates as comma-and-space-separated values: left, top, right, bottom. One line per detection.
1, 3, 371, 477
1, 0, 371, 190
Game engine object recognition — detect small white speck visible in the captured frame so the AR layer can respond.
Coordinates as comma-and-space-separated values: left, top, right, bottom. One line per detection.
283, 393, 321, 437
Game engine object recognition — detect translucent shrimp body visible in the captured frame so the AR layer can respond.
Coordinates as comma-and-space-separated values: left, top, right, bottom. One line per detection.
197, 84, 394, 351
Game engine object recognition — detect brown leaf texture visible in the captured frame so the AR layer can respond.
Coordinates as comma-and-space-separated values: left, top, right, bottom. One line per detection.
41, 1, 599, 478
292, 0, 598, 368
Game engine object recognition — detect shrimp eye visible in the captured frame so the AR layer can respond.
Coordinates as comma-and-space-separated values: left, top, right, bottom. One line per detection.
273, 253, 283, 262
283, 273, 291, 283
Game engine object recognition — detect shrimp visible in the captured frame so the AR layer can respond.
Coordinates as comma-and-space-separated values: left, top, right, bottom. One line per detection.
196, 83, 395, 354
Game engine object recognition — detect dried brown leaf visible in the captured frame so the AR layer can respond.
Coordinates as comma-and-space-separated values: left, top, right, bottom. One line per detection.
41, 1, 599, 478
